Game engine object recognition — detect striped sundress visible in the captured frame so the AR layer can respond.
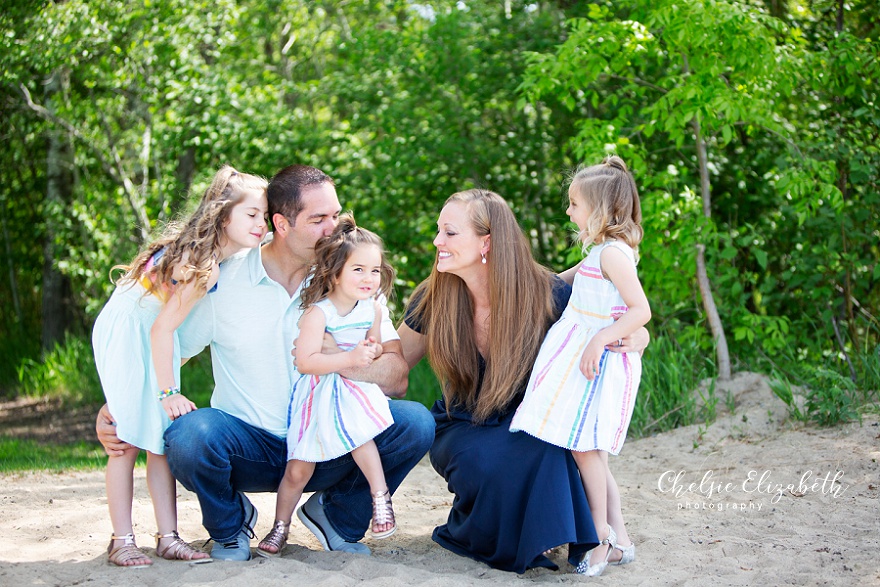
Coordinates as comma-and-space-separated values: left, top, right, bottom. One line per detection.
510, 241, 641, 455
286, 297, 394, 462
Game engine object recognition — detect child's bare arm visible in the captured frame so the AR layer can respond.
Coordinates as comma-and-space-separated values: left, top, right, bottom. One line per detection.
150, 262, 216, 419
296, 306, 376, 375
365, 300, 384, 357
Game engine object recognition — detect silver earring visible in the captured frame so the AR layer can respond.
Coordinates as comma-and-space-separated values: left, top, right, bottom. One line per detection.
481, 253, 487, 264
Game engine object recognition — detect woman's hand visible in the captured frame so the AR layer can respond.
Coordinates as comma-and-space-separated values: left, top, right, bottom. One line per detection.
95, 404, 133, 457
606, 326, 650, 355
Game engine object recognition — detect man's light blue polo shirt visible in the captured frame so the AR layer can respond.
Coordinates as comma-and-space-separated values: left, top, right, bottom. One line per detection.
178, 242, 399, 437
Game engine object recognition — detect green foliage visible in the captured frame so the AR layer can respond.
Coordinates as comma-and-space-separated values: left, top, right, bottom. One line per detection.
629, 330, 717, 437
520, 0, 879, 389
1, 1, 877, 437
404, 358, 442, 408
770, 343, 880, 426
179, 353, 215, 409
17, 334, 102, 405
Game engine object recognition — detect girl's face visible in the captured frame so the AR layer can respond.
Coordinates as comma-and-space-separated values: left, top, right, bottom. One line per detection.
224, 189, 269, 251
433, 201, 488, 276
332, 244, 383, 305
566, 184, 591, 242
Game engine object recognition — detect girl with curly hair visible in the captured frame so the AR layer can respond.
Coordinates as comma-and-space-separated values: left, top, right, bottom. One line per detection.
92, 165, 268, 567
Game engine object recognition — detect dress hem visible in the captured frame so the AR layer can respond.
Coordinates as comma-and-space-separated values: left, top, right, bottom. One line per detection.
508, 425, 623, 456
288, 423, 393, 463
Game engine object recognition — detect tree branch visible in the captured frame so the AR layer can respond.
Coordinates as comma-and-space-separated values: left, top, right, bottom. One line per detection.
19, 82, 150, 241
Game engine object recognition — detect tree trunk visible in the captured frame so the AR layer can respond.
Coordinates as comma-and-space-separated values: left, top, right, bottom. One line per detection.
692, 113, 732, 380
0, 197, 22, 325
41, 68, 74, 351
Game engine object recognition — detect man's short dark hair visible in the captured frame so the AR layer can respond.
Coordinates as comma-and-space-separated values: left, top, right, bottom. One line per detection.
267, 165, 335, 225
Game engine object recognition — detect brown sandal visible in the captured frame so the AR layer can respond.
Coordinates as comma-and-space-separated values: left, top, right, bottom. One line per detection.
155, 531, 212, 563
256, 520, 289, 558
371, 489, 397, 539
107, 533, 152, 568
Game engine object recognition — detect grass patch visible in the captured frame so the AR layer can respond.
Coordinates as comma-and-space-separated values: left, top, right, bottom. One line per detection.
630, 332, 716, 437
770, 344, 880, 427
17, 334, 103, 405
0, 437, 147, 472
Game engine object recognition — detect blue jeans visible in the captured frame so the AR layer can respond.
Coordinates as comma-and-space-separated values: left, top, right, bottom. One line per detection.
164, 400, 434, 543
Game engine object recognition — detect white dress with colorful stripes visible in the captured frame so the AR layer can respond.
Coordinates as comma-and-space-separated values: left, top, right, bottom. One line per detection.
286, 297, 394, 462
510, 241, 641, 455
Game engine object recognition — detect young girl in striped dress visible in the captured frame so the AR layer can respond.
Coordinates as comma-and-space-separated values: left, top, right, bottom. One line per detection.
510, 156, 650, 577
257, 214, 397, 557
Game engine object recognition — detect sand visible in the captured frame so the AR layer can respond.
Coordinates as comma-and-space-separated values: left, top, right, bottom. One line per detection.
1, 372, 878, 586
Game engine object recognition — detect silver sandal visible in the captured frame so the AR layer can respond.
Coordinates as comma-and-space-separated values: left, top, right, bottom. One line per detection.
155, 531, 212, 563
371, 489, 397, 539
612, 541, 635, 565
107, 533, 152, 568
256, 520, 289, 558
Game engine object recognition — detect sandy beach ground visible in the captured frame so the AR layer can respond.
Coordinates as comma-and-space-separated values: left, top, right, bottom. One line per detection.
1, 372, 878, 586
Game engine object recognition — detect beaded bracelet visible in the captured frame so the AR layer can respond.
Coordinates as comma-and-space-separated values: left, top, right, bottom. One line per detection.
158, 387, 181, 401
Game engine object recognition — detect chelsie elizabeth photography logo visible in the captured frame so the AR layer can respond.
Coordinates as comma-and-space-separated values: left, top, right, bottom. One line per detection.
657, 469, 849, 511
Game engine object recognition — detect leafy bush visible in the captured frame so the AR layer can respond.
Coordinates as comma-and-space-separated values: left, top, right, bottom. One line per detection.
770, 344, 880, 427
17, 334, 102, 405
630, 329, 717, 437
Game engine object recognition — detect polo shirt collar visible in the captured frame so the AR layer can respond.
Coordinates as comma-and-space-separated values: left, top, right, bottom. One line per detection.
248, 242, 271, 287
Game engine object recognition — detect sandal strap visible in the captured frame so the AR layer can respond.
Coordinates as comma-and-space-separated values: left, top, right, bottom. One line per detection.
110, 533, 137, 545
372, 490, 395, 526
259, 520, 289, 552
155, 530, 208, 561
108, 534, 151, 567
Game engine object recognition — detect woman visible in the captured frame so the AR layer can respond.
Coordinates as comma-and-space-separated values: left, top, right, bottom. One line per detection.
397, 189, 647, 573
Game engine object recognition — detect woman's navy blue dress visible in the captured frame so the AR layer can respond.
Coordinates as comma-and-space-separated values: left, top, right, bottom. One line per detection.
405, 277, 599, 573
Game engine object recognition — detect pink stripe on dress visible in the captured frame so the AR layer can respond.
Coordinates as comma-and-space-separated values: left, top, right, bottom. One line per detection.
343, 378, 390, 429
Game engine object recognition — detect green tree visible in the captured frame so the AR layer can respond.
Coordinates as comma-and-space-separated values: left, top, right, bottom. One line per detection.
519, 0, 878, 378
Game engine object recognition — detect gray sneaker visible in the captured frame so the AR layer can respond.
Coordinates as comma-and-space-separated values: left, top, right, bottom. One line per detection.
211, 493, 258, 561
296, 491, 371, 556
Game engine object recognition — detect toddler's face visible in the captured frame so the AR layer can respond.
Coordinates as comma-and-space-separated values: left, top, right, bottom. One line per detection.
566, 184, 591, 240
333, 244, 383, 304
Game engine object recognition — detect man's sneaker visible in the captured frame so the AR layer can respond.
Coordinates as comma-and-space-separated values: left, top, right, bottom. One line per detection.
296, 491, 371, 556
211, 493, 258, 561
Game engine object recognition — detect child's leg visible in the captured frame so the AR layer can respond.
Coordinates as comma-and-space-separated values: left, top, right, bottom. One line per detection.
258, 459, 315, 555
350, 440, 387, 495
350, 440, 395, 536
572, 449, 612, 565
275, 459, 316, 524
145, 452, 177, 536
605, 458, 633, 559
145, 452, 210, 561
106, 447, 152, 566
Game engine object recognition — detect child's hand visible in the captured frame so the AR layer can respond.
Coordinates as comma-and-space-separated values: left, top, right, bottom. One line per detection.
365, 336, 384, 358
349, 339, 378, 368
579, 337, 607, 381
162, 394, 198, 420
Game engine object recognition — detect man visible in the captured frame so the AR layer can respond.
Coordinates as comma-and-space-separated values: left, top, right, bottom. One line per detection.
97, 165, 435, 560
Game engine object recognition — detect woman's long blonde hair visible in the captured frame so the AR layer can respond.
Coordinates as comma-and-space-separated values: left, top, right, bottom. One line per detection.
570, 155, 643, 256
410, 189, 555, 422
115, 165, 267, 295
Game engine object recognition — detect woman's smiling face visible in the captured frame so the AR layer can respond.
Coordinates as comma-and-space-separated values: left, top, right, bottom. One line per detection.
433, 201, 487, 276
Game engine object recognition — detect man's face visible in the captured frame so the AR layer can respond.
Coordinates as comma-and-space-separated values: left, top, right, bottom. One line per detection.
286, 182, 342, 262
